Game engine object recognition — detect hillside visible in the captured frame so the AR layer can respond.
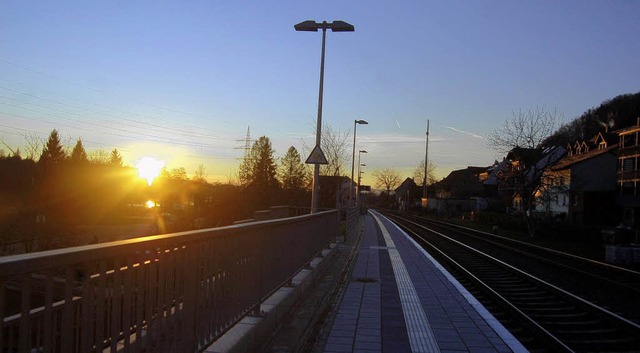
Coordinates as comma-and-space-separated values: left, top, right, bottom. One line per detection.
542, 92, 640, 147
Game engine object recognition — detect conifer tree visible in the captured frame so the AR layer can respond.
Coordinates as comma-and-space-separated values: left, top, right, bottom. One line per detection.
39, 129, 66, 165
70, 138, 88, 164
109, 148, 123, 166
280, 146, 307, 191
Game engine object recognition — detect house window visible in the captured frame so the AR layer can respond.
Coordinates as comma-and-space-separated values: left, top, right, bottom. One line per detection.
623, 134, 635, 148
621, 182, 634, 196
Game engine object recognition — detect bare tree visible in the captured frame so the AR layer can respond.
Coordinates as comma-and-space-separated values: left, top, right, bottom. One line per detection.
193, 164, 207, 183
301, 121, 351, 177
89, 150, 110, 165
22, 133, 43, 160
0, 139, 18, 157
372, 168, 401, 194
488, 107, 566, 237
487, 107, 563, 155
412, 159, 438, 186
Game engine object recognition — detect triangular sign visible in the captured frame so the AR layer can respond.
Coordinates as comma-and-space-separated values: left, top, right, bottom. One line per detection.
305, 145, 328, 165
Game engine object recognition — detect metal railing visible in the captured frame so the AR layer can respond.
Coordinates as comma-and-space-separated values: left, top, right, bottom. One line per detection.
345, 206, 360, 239
0, 210, 338, 353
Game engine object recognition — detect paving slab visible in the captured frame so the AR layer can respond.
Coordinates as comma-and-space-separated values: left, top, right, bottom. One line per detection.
321, 211, 528, 353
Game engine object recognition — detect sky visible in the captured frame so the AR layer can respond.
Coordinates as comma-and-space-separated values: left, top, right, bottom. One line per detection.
1, 1, 639, 186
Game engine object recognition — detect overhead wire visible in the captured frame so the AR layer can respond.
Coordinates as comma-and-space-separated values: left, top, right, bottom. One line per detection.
0, 58, 230, 124
0, 83, 230, 141
0, 58, 246, 169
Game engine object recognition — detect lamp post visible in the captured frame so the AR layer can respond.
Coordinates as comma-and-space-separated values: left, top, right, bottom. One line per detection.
422, 119, 430, 208
357, 163, 366, 204
350, 119, 368, 206
357, 150, 367, 204
295, 20, 355, 213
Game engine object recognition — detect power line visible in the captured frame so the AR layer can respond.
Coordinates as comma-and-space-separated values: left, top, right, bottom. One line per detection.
0, 84, 229, 141
0, 58, 228, 124
0, 124, 130, 151
0, 109, 218, 149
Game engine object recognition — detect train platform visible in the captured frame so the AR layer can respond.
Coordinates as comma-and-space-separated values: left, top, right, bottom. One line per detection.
319, 210, 527, 353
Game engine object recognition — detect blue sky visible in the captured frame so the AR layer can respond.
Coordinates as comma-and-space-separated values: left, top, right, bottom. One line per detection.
1, 1, 639, 184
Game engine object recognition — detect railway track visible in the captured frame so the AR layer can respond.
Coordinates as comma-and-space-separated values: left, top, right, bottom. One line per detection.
382, 211, 640, 353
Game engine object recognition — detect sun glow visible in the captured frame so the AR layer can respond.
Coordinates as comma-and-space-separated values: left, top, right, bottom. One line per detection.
136, 157, 165, 186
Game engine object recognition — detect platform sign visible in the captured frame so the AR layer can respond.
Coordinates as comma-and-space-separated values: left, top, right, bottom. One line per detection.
305, 145, 328, 165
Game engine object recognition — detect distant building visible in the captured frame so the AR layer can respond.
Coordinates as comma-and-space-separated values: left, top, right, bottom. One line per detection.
394, 177, 421, 210
429, 166, 493, 215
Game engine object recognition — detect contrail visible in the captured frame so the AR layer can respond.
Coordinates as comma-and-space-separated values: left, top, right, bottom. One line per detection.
391, 110, 400, 129
444, 126, 484, 139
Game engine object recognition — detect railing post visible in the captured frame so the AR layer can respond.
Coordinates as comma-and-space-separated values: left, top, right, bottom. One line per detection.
181, 244, 200, 352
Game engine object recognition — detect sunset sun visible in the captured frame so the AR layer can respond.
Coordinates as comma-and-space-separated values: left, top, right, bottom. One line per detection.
136, 157, 165, 186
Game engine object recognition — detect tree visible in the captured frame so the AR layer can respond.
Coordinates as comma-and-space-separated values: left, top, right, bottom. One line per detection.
169, 167, 188, 180
321, 125, 350, 177
193, 164, 207, 183
39, 129, 66, 165
89, 150, 110, 165
109, 149, 123, 166
279, 146, 309, 205
488, 107, 566, 237
412, 159, 438, 187
487, 107, 563, 155
22, 133, 43, 161
373, 168, 401, 194
70, 138, 88, 164
279, 146, 308, 190
238, 136, 280, 209
301, 122, 350, 177
542, 92, 640, 147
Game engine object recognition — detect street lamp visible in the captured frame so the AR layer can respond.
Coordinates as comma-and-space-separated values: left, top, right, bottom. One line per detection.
422, 119, 430, 208
350, 119, 368, 206
295, 20, 355, 213
357, 150, 367, 204
357, 163, 366, 204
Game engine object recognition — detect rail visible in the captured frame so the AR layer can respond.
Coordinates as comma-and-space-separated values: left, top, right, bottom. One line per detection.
0, 210, 339, 353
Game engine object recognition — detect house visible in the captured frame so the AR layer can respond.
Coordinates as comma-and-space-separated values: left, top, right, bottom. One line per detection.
614, 117, 640, 232
429, 166, 493, 215
497, 146, 566, 213
433, 166, 489, 199
394, 177, 421, 210
535, 133, 618, 225
318, 175, 354, 209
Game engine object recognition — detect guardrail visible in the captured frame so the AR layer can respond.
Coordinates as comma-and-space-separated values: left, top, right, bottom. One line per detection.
0, 210, 338, 353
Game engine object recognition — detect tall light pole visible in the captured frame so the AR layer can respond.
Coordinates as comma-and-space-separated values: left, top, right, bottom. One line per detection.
357, 150, 367, 204
357, 163, 366, 204
295, 20, 355, 213
350, 119, 368, 206
422, 119, 430, 208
